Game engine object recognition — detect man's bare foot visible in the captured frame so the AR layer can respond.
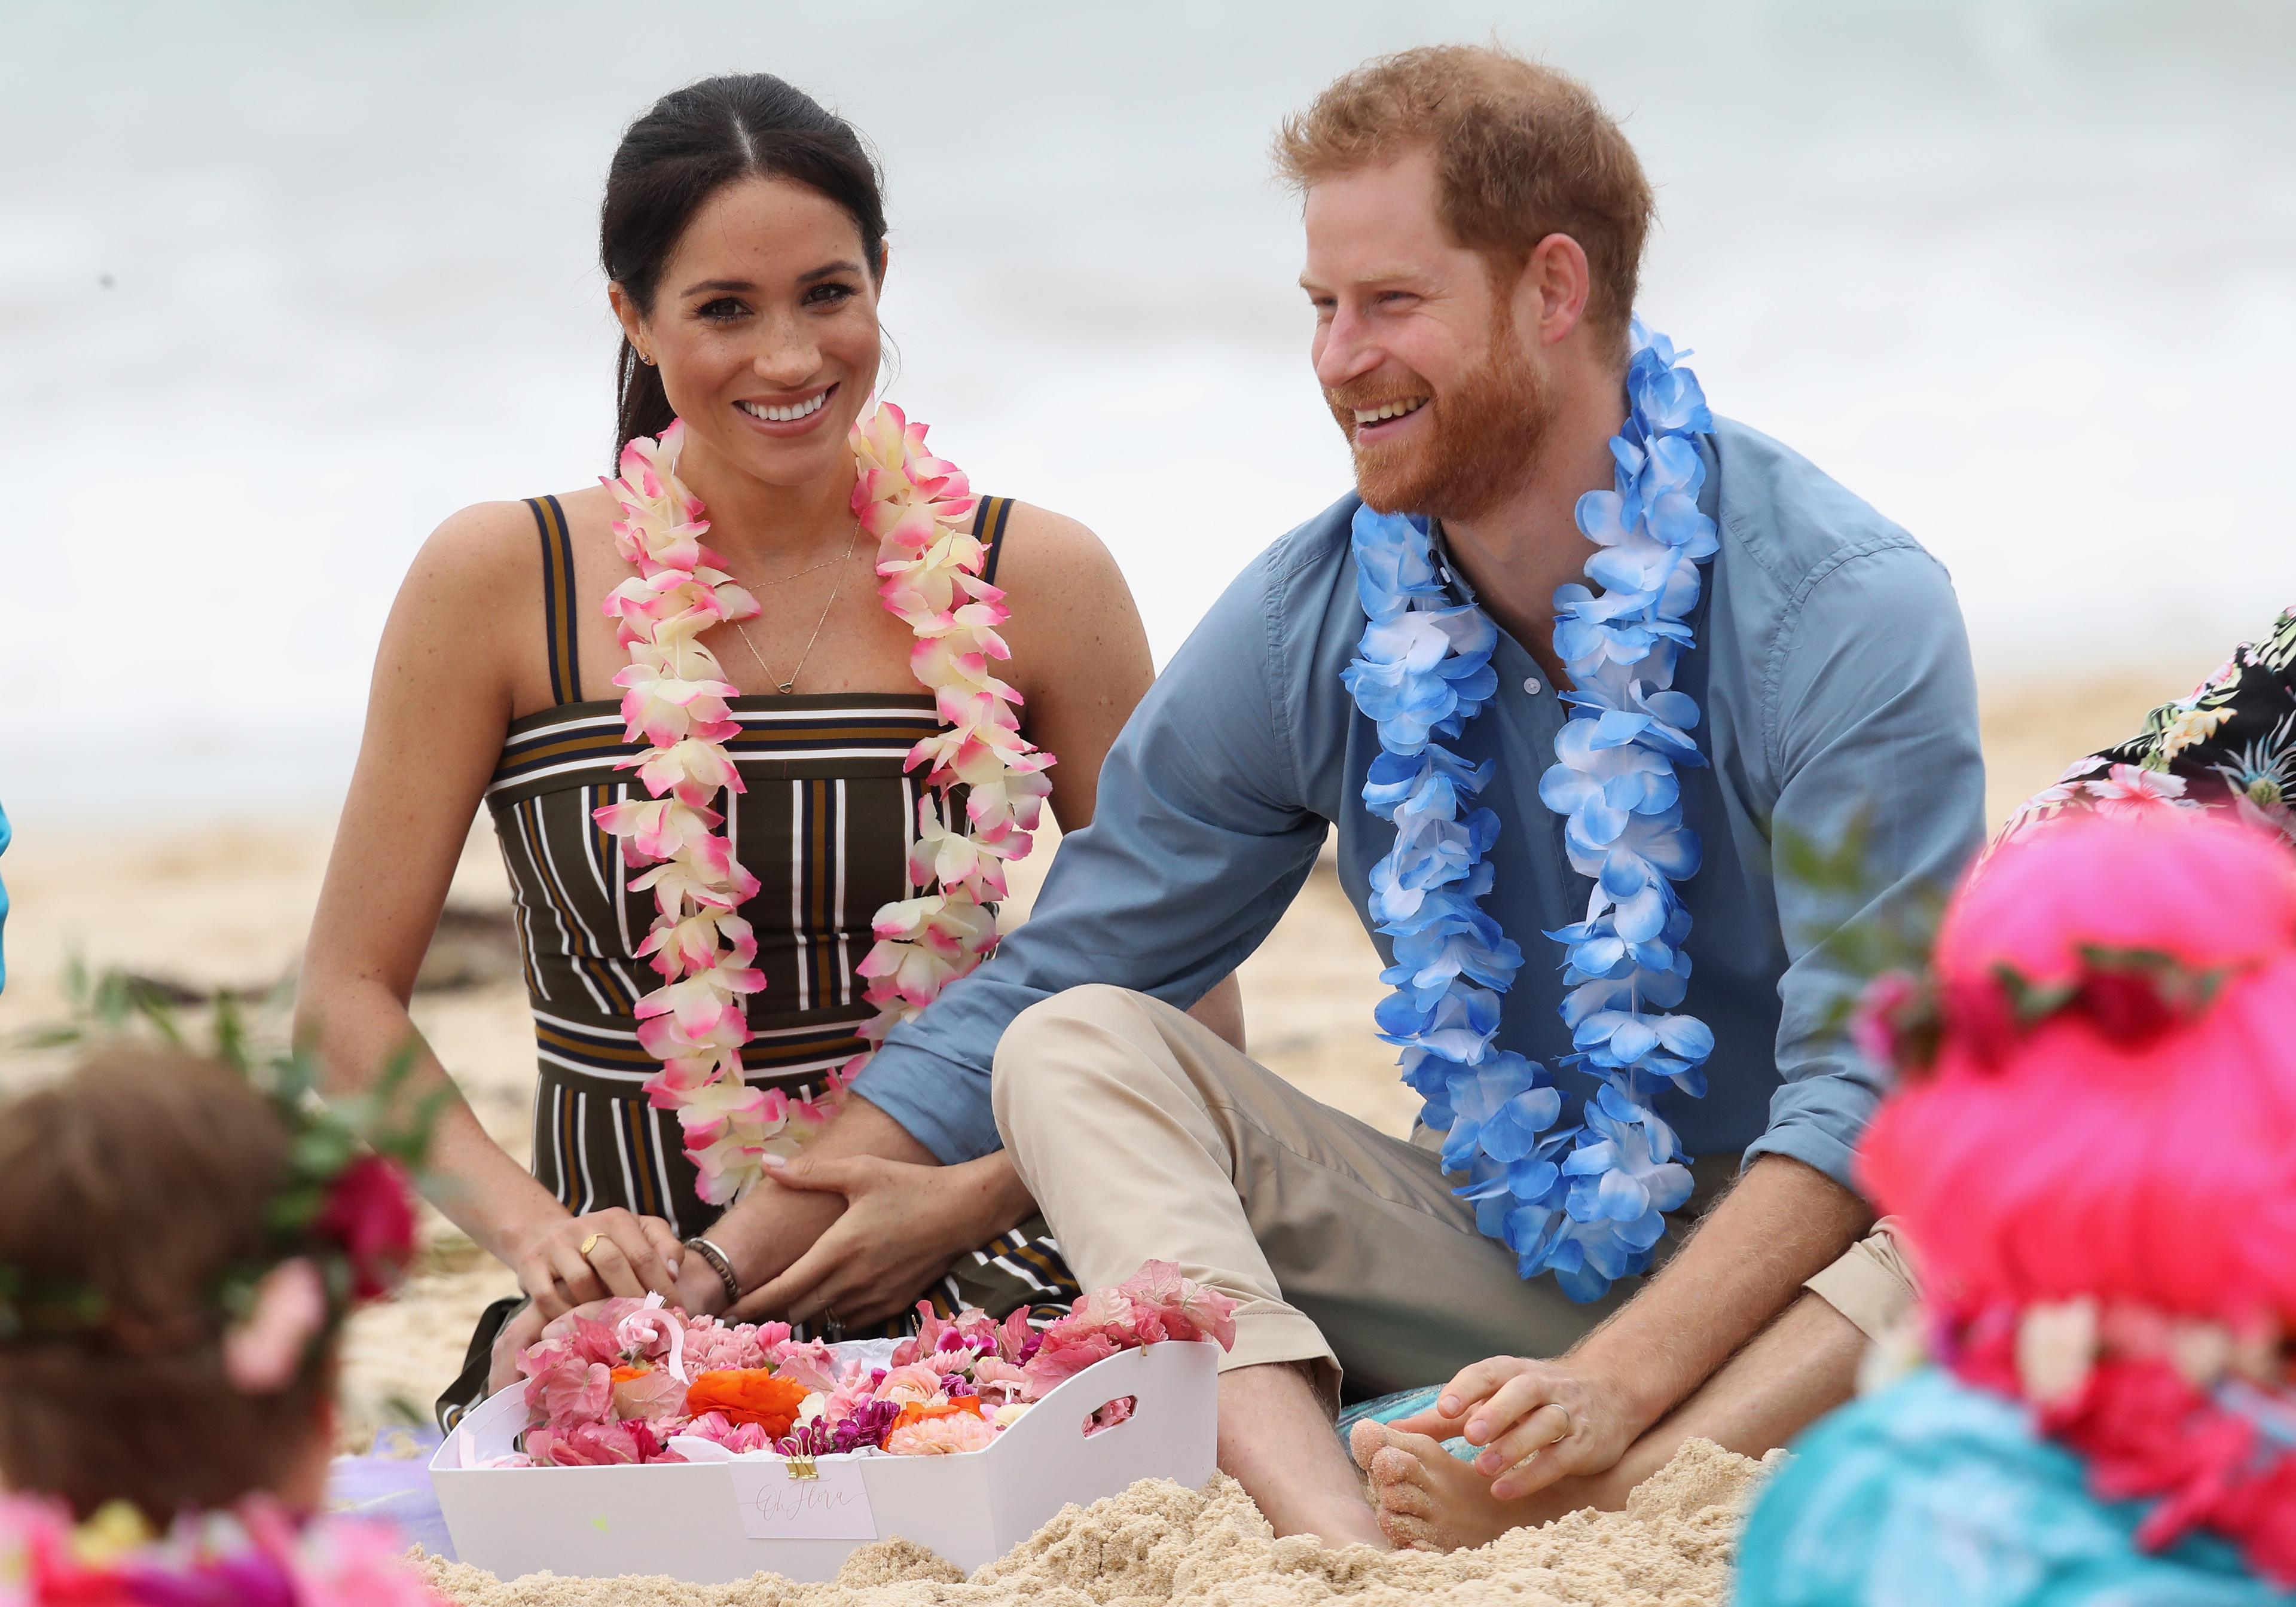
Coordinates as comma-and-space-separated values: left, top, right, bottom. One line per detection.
1348, 1419, 1615, 1551
1218, 1362, 1391, 1548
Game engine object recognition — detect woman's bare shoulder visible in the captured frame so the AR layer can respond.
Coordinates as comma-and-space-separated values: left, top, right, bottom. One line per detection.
985, 500, 1151, 698
405, 498, 539, 592
987, 499, 1134, 609
399, 485, 612, 601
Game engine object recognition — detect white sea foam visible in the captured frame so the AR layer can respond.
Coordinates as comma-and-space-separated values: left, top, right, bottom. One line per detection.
3, 0, 2291, 816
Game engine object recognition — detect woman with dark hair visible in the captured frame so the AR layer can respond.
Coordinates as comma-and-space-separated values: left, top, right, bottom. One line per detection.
296, 74, 1242, 1424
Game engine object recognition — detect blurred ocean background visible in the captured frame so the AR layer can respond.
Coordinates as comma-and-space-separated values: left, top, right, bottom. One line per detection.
4, 0, 2293, 817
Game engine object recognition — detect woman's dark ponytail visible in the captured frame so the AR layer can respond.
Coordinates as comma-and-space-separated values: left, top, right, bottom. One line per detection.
600, 75, 887, 459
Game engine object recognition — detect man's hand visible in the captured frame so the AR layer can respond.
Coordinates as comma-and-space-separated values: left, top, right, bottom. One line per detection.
1392, 1355, 1646, 1500
1384, 1159, 1874, 1502
728, 1151, 1025, 1328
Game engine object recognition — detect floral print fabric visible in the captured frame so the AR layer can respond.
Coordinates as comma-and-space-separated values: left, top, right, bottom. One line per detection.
2002, 606, 2296, 845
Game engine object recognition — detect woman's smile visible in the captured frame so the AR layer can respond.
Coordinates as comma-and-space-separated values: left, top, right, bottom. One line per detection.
734, 381, 838, 436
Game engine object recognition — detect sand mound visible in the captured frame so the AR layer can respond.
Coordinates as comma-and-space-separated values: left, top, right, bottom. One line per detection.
417, 1437, 1775, 1607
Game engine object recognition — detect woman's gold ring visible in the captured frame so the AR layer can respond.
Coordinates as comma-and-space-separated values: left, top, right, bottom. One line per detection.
579, 1233, 602, 1258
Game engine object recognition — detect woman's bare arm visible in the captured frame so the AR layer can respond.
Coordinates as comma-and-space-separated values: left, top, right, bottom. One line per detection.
297, 503, 681, 1316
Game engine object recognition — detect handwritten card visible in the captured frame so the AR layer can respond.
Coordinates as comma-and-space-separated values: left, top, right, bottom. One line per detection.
725, 1458, 879, 1542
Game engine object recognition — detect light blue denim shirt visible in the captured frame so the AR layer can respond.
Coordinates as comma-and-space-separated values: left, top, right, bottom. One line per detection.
853, 418, 1986, 1193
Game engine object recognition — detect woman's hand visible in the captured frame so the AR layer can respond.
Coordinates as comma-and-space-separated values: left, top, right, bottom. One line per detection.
726, 1153, 1019, 1329
502, 1207, 685, 1320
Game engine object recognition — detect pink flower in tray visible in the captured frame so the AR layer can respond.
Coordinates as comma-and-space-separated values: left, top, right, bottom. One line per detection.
679, 1315, 788, 1374
609, 1366, 688, 1424
1020, 1328, 1124, 1392
526, 1417, 667, 1467
680, 1410, 772, 1455
872, 1363, 949, 1407
772, 1338, 841, 1393
1021, 1261, 1239, 1390
897, 1302, 1007, 1365
969, 1356, 1036, 1403
523, 1354, 612, 1427
1120, 1259, 1239, 1348
822, 1371, 885, 1425
885, 1412, 1000, 1456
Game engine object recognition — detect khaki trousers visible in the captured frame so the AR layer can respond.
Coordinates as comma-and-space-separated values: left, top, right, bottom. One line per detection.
991, 985, 1914, 1401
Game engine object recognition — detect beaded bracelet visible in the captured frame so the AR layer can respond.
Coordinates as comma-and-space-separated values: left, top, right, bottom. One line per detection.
682, 1235, 740, 1310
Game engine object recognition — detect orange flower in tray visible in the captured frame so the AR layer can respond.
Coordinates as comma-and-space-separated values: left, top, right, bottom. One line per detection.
682, 1369, 809, 1438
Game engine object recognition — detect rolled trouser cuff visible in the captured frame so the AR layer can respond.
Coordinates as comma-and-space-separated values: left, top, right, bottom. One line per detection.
1803, 1218, 1919, 1342
1221, 1300, 1342, 1407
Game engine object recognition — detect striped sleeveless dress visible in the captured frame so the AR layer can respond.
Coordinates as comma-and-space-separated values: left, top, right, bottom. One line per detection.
488, 493, 1074, 1304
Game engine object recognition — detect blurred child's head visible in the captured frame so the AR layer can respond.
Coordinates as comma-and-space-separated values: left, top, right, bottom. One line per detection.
1859, 810, 2296, 1324
0, 1047, 354, 1522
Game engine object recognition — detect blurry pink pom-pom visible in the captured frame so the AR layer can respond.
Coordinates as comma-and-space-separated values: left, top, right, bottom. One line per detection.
1863, 812, 2296, 1322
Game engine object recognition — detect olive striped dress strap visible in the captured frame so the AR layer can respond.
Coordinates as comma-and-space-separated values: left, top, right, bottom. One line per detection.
973, 494, 1015, 588
528, 494, 582, 704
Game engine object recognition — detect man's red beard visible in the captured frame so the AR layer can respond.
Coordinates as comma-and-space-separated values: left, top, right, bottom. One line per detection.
1326, 322, 1554, 521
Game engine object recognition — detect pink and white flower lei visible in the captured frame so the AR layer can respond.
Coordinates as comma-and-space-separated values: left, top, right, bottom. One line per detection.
847, 404, 1055, 1058
594, 407, 1054, 1206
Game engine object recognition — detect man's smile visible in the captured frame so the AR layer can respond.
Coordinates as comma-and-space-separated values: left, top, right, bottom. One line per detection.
1349, 395, 1430, 443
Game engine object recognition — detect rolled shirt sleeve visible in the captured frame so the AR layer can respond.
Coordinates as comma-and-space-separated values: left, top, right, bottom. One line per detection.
851, 543, 1329, 1163
1742, 542, 1986, 1190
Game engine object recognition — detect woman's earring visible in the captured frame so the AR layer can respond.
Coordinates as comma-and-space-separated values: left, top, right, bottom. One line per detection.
639, 352, 656, 367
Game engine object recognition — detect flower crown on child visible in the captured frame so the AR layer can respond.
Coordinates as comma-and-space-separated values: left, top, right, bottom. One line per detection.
1855, 811, 2296, 1583
0, 979, 430, 1394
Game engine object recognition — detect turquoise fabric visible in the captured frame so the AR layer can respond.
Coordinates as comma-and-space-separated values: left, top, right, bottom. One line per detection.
1736, 1368, 2292, 1606
1335, 1386, 1478, 1465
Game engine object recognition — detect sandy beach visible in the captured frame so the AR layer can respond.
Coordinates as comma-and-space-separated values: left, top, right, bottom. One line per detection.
0, 668, 2191, 1599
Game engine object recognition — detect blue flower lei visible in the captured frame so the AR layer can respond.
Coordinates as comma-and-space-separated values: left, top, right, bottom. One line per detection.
1341, 320, 1721, 1301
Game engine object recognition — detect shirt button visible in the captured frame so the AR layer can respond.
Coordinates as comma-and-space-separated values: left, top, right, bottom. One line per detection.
1522, 677, 1542, 695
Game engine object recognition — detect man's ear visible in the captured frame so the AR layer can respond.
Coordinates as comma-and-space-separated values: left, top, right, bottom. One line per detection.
1519, 233, 1592, 348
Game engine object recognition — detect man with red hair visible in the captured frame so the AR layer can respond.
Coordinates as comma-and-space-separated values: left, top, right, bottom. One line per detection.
839, 45, 1983, 1544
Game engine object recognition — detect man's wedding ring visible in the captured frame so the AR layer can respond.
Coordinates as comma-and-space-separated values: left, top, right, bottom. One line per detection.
579, 1233, 602, 1258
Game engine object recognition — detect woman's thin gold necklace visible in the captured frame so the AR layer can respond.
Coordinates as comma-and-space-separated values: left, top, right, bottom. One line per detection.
729, 520, 862, 695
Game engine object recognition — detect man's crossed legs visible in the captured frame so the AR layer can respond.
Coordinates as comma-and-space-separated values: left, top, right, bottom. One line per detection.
991, 985, 1914, 1548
